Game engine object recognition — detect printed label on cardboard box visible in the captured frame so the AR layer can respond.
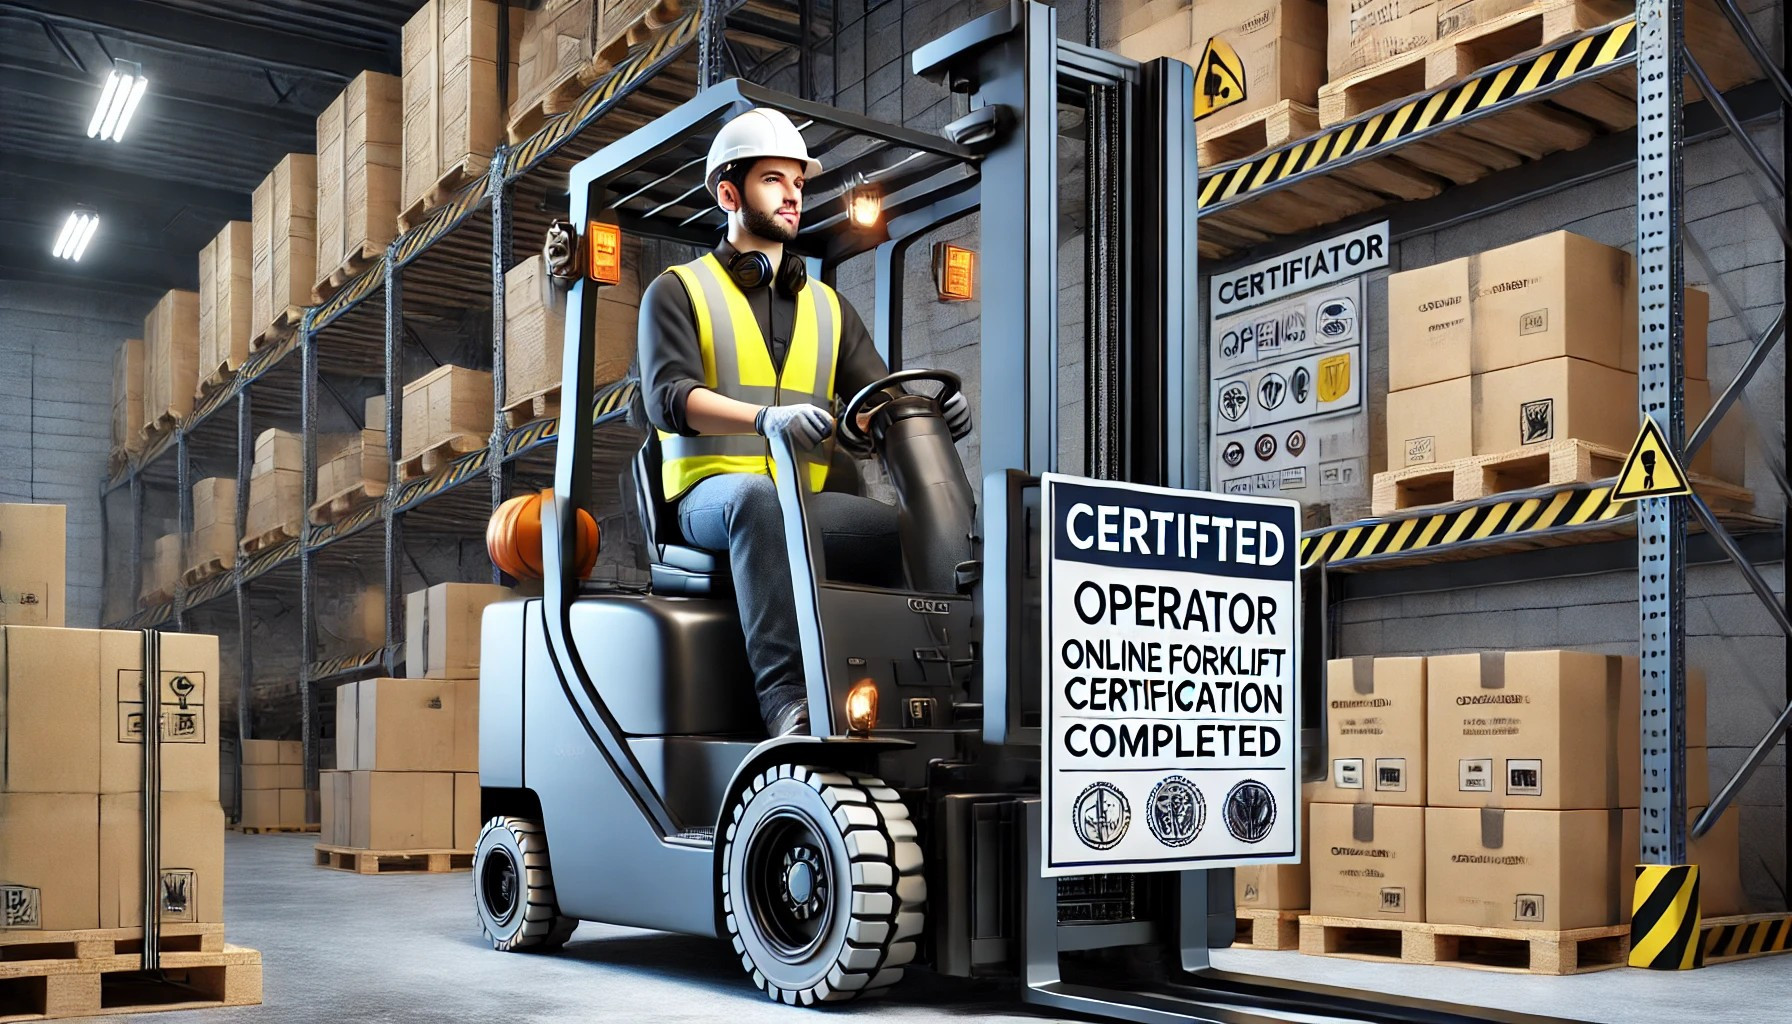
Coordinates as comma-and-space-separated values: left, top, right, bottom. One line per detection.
1334, 758, 1365, 789
158, 869, 198, 923
1379, 887, 1407, 914
117, 669, 208, 745
1459, 758, 1493, 792
1506, 759, 1543, 797
1405, 436, 1436, 466
1514, 893, 1545, 923
1375, 758, 1408, 792
1, 885, 41, 929
1519, 398, 1555, 444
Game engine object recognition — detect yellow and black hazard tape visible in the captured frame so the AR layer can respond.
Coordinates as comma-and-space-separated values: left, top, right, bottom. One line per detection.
240, 539, 301, 584
392, 174, 493, 268
188, 572, 235, 610
1300, 481, 1627, 568
307, 502, 383, 550
504, 10, 703, 178
1704, 914, 1792, 961
504, 378, 640, 459
1199, 19, 1636, 212
313, 261, 386, 331
394, 448, 491, 511
1632, 864, 1703, 969
309, 647, 385, 682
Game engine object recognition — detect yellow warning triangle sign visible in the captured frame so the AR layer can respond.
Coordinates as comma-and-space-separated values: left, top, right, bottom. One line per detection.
1612, 418, 1692, 502
1192, 36, 1246, 121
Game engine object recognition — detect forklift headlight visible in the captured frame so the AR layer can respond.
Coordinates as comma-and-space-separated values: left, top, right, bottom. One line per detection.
845, 680, 879, 736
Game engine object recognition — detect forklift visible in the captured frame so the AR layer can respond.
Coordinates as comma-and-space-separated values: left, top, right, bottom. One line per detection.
474, 3, 1579, 1020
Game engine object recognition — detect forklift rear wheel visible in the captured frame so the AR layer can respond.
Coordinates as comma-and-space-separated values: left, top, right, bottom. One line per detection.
474, 816, 579, 952
722, 766, 925, 1006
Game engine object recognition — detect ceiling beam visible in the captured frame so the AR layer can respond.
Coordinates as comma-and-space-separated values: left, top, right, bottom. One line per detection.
0, 154, 251, 216
0, 0, 396, 80
0, 61, 317, 141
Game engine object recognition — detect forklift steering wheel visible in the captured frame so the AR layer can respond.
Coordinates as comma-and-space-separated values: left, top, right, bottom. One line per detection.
838, 369, 962, 451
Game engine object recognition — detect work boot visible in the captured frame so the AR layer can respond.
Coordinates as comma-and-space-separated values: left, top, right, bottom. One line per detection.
769, 700, 810, 737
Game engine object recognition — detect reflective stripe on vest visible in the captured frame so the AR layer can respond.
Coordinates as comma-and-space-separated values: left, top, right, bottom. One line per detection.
660, 252, 841, 499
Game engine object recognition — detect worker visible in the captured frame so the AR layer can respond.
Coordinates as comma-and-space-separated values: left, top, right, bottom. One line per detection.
636, 107, 972, 737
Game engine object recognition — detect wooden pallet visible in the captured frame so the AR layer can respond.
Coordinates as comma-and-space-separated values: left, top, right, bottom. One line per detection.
136, 413, 180, 446
0, 923, 225, 961
312, 241, 385, 304
1234, 908, 1303, 951
1299, 915, 1628, 975
196, 357, 240, 400
180, 556, 231, 588
1371, 437, 1754, 516
506, 55, 615, 144
138, 585, 175, 610
502, 386, 562, 429
397, 157, 489, 232
1701, 912, 1792, 964
239, 521, 300, 555
249, 308, 303, 353
308, 479, 388, 525
0, 943, 260, 1022
232, 824, 319, 835
313, 844, 473, 875
1199, 101, 1320, 167
1318, 0, 1631, 126
396, 434, 487, 483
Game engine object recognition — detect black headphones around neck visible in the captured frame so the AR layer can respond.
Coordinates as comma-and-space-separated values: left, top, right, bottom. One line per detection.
727, 248, 808, 298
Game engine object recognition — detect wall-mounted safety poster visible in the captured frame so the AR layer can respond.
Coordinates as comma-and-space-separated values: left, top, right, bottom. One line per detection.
1208, 222, 1386, 502
1040, 473, 1301, 875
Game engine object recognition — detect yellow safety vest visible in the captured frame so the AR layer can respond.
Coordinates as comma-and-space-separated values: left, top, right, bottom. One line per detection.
660, 252, 842, 499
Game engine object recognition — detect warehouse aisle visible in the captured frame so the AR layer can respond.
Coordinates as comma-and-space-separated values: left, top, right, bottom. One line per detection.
87, 834, 1790, 1024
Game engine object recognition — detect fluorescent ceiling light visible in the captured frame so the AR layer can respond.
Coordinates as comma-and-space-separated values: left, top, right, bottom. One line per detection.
53, 209, 100, 262
87, 60, 147, 142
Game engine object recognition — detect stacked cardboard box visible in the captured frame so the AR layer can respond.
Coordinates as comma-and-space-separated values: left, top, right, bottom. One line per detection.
0, 625, 224, 931
1115, 0, 1324, 127
513, 0, 599, 124
1327, 0, 1439, 78
402, 364, 493, 463
503, 249, 640, 410
244, 428, 304, 546
1, 503, 66, 626
112, 338, 145, 465
198, 221, 253, 391
314, 396, 389, 516
142, 289, 200, 434
240, 740, 311, 829
315, 72, 402, 296
1385, 232, 1722, 476
252, 155, 318, 343
188, 477, 238, 580
401, 0, 521, 218
146, 534, 182, 602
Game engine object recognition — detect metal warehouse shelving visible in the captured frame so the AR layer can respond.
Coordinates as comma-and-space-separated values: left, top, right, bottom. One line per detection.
98, 0, 829, 808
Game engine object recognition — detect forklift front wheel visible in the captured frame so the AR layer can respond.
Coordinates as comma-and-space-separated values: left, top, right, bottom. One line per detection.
474, 816, 579, 953
722, 766, 925, 1006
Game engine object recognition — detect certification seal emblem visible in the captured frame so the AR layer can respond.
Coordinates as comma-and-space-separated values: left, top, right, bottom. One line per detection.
1223, 780, 1277, 844
1146, 776, 1205, 848
1072, 782, 1130, 850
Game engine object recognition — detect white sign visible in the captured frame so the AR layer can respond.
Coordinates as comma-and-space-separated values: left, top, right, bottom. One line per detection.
1040, 474, 1301, 876
1209, 221, 1388, 316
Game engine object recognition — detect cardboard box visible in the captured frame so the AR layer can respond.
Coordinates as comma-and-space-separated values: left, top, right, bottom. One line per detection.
1309, 802, 1425, 921
1328, 0, 1437, 78
314, 425, 388, 511
1234, 787, 1314, 910
251, 155, 317, 335
1321, 657, 1425, 806
1387, 256, 1471, 390
1619, 804, 1743, 920
1472, 358, 1638, 455
406, 582, 510, 680
1427, 651, 1622, 810
1384, 376, 1473, 469
1470, 232, 1629, 374
315, 71, 402, 295
351, 770, 455, 850
401, 364, 493, 461
455, 772, 481, 851
402, 0, 521, 214
254, 428, 303, 476
514, 0, 596, 123
143, 289, 200, 429
1192, 0, 1327, 123
1618, 658, 1709, 807
278, 740, 303, 765
243, 763, 304, 790
335, 681, 360, 771
321, 769, 345, 845
188, 477, 238, 579
244, 470, 302, 545
239, 788, 309, 829
1114, 2, 1191, 63
1426, 807, 1617, 930
357, 677, 459, 771
147, 533, 182, 601
503, 251, 639, 409
241, 739, 283, 765
0, 504, 66, 627
197, 220, 252, 389
0, 792, 101, 931
98, 791, 225, 928
113, 338, 145, 459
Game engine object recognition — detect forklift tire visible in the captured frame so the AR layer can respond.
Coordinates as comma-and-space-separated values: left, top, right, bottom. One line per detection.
474, 816, 579, 953
721, 766, 925, 1006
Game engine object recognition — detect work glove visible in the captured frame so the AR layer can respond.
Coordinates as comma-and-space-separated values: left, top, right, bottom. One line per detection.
943, 391, 973, 442
755, 404, 835, 450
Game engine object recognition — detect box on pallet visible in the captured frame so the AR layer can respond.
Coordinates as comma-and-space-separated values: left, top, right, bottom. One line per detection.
1327, 0, 1438, 78
1425, 807, 1617, 930
316, 71, 402, 294
243, 763, 305, 790
1386, 256, 1470, 391
198, 221, 253, 390
1384, 375, 1473, 469
148, 534, 182, 599
402, 364, 493, 461
189, 477, 238, 577
1234, 785, 1314, 910
1308, 802, 1425, 920
402, 0, 521, 215
241, 788, 312, 829
99, 791, 226, 927
1470, 232, 1634, 375
113, 338, 145, 460
0, 792, 101, 930
514, 0, 600, 121
1320, 657, 1425, 805
143, 289, 200, 431
1192, 0, 1326, 123
1619, 805, 1744, 920
504, 251, 639, 409
407, 582, 510, 680
321, 769, 346, 845
351, 770, 457, 850
251, 155, 318, 338
0, 503, 66, 626
352, 677, 477, 772
242, 739, 303, 767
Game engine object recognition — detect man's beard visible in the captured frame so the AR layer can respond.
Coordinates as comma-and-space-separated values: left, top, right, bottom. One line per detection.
742, 200, 798, 243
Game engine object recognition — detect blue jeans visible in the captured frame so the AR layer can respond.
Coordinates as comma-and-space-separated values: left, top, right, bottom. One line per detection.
677, 472, 901, 725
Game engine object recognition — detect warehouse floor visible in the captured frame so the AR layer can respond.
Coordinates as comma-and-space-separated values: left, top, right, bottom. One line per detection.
90, 834, 1789, 1024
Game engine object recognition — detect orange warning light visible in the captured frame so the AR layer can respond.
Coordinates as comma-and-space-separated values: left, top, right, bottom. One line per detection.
587, 221, 622, 285
934, 243, 975, 302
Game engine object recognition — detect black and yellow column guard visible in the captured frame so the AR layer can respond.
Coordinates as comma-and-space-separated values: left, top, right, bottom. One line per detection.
1630, 864, 1702, 969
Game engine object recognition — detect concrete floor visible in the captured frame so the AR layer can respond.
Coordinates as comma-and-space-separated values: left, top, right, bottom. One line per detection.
87, 834, 1791, 1024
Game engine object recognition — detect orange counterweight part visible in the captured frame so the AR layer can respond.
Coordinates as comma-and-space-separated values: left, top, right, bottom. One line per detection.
487, 489, 600, 579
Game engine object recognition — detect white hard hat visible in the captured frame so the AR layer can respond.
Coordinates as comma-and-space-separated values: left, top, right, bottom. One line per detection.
704, 107, 822, 196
